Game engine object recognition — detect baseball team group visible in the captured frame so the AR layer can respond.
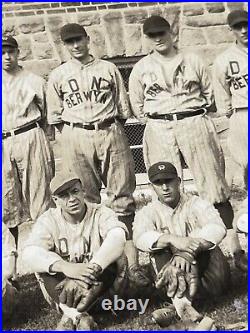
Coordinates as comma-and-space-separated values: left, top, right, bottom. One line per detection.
2, 8, 248, 331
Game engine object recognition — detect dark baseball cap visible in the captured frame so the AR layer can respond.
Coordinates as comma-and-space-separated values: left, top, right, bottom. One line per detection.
227, 10, 248, 27
2, 36, 18, 48
50, 171, 81, 195
60, 23, 87, 42
148, 162, 178, 184
143, 15, 170, 35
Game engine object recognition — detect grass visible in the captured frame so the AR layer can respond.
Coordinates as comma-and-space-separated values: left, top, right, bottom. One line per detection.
3, 186, 248, 331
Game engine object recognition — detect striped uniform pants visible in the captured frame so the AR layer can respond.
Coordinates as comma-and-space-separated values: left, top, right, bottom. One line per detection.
227, 109, 248, 187
143, 114, 231, 204
3, 127, 54, 228
59, 121, 136, 216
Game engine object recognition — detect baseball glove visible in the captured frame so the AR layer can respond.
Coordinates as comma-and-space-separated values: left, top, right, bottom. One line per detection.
171, 251, 199, 299
56, 263, 104, 312
155, 262, 187, 298
156, 252, 199, 299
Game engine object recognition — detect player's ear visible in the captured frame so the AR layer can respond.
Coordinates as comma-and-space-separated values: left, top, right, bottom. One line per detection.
52, 195, 59, 205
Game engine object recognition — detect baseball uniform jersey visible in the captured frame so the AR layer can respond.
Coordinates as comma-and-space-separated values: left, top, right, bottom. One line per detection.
24, 202, 128, 273
2, 67, 54, 228
47, 57, 136, 219
129, 51, 230, 204
23, 203, 128, 310
133, 193, 226, 252
133, 193, 229, 296
213, 44, 248, 171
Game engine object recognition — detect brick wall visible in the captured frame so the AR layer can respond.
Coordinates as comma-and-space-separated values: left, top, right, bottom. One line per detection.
2, 2, 248, 79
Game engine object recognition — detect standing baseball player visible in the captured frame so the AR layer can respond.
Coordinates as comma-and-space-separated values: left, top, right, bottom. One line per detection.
133, 162, 230, 328
2, 36, 54, 247
213, 10, 248, 189
129, 15, 245, 269
23, 171, 129, 330
46, 23, 144, 281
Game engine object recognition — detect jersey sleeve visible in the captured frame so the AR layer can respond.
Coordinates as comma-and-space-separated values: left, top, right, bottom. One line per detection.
46, 69, 64, 125
212, 55, 232, 115
129, 63, 147, 123
194, 55, 214, 108
33, 75, 47, 120
133, 205, 163, 252
188, 197, 226, 246
23, 214, 62, 273
112, 64, 132, 120
98, 206, 129, 240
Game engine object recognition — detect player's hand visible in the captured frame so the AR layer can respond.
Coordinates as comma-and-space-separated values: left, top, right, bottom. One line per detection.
62, 262, 99, 288
171, 256, 191, 273
169, 236, 200, 254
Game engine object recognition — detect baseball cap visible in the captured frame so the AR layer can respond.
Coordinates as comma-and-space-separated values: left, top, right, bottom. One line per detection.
143, 15, 170, 35
50, 171, 81, 195
148, 162, 178, 184
60, 23, 87, 42
227, 10, 248, 27
2, 36, 18, 48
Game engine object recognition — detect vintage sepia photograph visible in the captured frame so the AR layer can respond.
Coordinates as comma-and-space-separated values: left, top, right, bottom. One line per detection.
2, 1, 248, 330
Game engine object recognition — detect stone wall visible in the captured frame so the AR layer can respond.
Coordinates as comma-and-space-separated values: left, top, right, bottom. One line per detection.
3, 2, 248, 79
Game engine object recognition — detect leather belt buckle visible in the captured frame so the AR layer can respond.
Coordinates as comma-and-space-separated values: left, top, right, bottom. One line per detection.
94, 122, 99, 131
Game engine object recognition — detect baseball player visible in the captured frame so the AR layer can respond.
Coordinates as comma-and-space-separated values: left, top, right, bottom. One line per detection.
46, 23, 143, 280
213, 10, 248, 189
133, 162, 230, 327
2, 223, 19, 321
129, 15, 244, 270
2, 36, 54, 246
23, 172, 129, 330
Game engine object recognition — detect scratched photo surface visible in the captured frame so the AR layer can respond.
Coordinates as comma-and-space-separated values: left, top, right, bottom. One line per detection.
2, 1, 248, 331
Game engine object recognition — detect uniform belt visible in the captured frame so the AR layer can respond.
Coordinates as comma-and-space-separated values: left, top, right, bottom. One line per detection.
64, 118, 116, 130
147, 109, 205, 121
2, 122, 40, 140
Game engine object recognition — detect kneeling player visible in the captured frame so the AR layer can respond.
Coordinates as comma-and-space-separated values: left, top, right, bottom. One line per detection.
23, 172, 128, 330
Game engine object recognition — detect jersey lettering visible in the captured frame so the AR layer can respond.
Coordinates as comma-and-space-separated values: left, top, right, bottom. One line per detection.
59, 238, 69, 256
229, 61, 240, 75
228, 61, 248, 91
65, 76, 111, 108
146, 83, 164, 97
68, 79, 80, 92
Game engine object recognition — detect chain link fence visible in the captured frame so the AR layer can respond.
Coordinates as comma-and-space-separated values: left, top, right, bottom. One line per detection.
116, 58, 147, 174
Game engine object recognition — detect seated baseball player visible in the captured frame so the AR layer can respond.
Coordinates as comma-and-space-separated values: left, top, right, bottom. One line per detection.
2, 223, 19, 321
23, 171, 128, 330
133, 162, 231, 328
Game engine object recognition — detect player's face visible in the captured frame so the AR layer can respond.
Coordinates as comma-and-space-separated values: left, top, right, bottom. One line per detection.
146, 30, 174, 55
2, 46, 19, 72
152, 177, 181, 208
54, 181, 86, 216
64, 35, 90, 60
231, 22, 248, 47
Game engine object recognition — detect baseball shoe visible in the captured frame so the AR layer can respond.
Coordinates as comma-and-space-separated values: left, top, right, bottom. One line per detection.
234, 250, 248, 272
151, 305, 177, 327
75, 312, 98, 331
55, 314, 75, 330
